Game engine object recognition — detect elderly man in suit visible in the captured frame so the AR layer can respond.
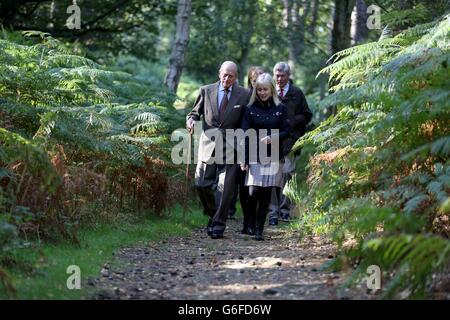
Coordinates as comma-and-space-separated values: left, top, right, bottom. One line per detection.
186, 61, 250, 239
268, 62, 312, 225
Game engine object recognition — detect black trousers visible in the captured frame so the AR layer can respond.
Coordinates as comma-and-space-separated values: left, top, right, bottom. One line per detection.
247, 186, 273, 232
195, 162, 239, 233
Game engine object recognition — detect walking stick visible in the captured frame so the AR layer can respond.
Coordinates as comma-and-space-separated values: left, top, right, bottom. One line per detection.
183, 130, 192, 224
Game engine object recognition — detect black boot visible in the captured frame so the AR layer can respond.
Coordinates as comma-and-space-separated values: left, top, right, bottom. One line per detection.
254, 187, 271, 241
255, 227, 264, 241
247, 212, 256, 235
254, 214, 265, 240
241, 220, 249, 234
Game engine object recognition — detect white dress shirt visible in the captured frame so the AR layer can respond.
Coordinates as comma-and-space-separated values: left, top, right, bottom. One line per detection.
276, 82, 290, 98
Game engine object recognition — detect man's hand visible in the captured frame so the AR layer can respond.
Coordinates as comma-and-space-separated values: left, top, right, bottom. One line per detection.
186, 117, 195, 133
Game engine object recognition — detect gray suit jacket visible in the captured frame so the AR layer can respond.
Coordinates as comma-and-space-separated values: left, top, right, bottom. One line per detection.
187, 81, 250, 163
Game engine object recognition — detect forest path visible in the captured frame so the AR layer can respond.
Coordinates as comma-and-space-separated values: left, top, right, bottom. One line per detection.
90, 219, 371, 300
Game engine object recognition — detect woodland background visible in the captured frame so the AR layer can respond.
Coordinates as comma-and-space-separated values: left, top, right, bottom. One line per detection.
0, 0, 449, 299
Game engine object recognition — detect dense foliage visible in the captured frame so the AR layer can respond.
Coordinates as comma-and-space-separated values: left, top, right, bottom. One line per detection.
1, 0, 449, 300
287, 14, 450, 298
0, 0, 177, 60
0, 31, 185, 256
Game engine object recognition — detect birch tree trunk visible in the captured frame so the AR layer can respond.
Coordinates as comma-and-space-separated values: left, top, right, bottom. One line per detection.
164, 0, 192, 93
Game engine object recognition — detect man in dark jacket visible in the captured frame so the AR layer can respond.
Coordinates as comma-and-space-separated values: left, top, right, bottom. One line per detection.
268, 62, 312, 225
186, 61, 250, 239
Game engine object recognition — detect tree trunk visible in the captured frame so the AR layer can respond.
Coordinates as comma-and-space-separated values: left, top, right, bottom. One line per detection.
327, 0, 355, 116
47, 0, 55, 29
331, 0, 355, 55
308, 0, 320, 36
237, 44, 250, 86
164, 0, 192, 93
236, 1, 256, 85
351, 0, 368, 45
282, 0, 311, 77
282, 0, 294, 71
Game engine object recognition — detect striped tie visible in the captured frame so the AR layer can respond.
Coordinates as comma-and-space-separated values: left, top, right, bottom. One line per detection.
219, 88, 229, 121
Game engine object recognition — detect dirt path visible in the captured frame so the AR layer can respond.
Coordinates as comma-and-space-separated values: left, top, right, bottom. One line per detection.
90, 219, 372, 300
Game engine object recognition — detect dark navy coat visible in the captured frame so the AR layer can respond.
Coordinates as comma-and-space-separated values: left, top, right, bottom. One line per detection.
241, 98, 290, 164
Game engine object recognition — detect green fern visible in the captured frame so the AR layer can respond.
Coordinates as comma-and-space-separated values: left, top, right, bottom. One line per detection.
0, 31, 183, 249
291, 13, 450, 298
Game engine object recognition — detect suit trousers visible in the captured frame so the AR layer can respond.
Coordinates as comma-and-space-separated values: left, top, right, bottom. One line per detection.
268, 154, 299, 220
228, 169, 249, 215
195, 161, 239, 233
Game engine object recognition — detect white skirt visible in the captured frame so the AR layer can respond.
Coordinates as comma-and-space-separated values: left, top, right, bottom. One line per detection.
245, 161, 283, 187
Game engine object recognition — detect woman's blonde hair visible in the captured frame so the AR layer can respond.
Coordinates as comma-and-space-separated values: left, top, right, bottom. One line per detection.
248, 73, 280, 106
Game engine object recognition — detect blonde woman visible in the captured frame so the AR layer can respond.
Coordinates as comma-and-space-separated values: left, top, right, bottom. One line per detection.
240, 73, 289, 240
230, 66, 265, 232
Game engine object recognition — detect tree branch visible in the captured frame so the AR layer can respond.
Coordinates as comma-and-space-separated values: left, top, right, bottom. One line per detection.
0, 0, 51, 22
372, 0, 390, 13
11, 23, 141, 36
80, 0, 133, 29
303, 36, 330, 58
17, 1, 46, 18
